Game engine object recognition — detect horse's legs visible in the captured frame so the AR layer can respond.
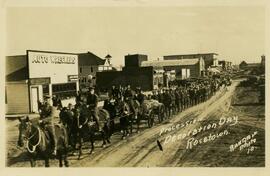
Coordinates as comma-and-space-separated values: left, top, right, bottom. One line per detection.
129, 117, 132, 135
104, 125, 111, 143
30, 157, 36, 167
44, 157, 50, 167
77, 136, 82, 160
120, 117, 127, 139
136, 116, 140, 133
64, 153, 69, 167
110, 119, 115, 135
89, 133, 94, 154
58, 151, 63, 167
101, 131, 106, 147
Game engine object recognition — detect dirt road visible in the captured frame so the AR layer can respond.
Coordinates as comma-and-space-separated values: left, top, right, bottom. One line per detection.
6, 80, 265, 167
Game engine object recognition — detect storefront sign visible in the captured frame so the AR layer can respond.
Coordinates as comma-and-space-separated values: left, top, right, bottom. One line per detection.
28, 51, 78, 83
68, 75, 78, 82
29, 53, 76, 64
29, 77, 51, 85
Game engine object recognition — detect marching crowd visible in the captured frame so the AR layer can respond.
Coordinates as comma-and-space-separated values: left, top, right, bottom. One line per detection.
100, 76, 231, 118
35, 75, 231, 156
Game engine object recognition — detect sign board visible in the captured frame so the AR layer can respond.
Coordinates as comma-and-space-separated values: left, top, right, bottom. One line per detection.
28, 51, 78, 84
68, 75, 79, 82
29, 77, 51, 85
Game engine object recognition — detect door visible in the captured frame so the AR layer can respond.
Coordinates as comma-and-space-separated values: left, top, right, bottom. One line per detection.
31, 87, 39, 113
187, 69, 190, 78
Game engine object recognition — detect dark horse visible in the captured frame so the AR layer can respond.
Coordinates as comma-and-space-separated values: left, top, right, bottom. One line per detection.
59, 107, 78, 151
73, 104, 111, 160
17, 116, 69, 167
117, 98, 141, 138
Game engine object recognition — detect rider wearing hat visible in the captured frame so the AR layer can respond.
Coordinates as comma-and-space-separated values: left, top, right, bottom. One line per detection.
40, 95, 58, 156
124, 85, 133, 100
86, 87, 101, 131
135, 87, 145, 105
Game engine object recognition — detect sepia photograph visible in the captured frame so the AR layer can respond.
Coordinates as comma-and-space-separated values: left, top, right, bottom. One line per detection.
1, 0, 268, 171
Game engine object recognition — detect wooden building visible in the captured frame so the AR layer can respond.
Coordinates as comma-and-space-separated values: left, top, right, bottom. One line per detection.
6, 50, 79, 114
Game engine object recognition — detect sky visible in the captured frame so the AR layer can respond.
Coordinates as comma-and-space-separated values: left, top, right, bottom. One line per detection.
6, 6, 266, 66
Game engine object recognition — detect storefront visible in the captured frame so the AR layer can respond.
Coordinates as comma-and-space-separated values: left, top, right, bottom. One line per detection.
27, 50, 79, 112
6, 50, 79, 114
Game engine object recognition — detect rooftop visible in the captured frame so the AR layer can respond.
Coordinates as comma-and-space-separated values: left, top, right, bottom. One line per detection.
77, 52, 105, 66
164, 53, 218, 57
141, 58, 199, 67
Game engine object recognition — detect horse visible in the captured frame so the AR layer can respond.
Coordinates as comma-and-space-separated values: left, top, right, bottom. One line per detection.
117, 99, 132, 139
73, 104, 111, 160
125, 99, 141, 134
103, 98, 118, 134
17, 116, 69, 167
59, 107, 78, 151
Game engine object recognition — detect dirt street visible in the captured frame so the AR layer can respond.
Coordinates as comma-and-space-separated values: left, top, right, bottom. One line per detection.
6, 80, 265, 167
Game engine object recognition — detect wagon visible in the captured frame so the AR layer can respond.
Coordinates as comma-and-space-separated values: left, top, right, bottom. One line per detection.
140, 99, 165, 127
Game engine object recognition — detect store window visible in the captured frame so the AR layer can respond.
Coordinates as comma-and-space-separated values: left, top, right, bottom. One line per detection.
52, 82, 77, 98
42, 84, 49, 96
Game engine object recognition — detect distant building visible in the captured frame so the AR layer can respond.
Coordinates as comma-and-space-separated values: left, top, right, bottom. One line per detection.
218, 60, 232, 70
96, 54, 157, 91
77, 52, 107, 88
96, 53, 208, 91
239, 60, 261, 70
163, 53, 219, 70
124, 54, 148, 67
141, 58, 205, 80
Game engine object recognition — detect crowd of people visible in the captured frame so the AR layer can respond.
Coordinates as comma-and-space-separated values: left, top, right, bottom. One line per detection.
97, 75, 232, 119
36, 75, 231, 156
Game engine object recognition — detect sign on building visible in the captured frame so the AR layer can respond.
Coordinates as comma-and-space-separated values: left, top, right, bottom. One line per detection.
28, 50, 78, 84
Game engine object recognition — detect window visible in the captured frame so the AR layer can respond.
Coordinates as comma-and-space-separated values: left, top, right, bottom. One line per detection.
80, 67, 82, 73
91, 67, 93, 72
52, 82, 77, 98
98, 66, 103, 71
42, 84, 49, 95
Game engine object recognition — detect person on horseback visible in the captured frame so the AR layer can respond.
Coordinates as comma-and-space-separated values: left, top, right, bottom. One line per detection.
75, 91, 83, 104
39, 95, 59, 156
124, 85, 133, 100
135, 87, 145, 105
111, 85, 120, 99
123, 85, 137, 118
104, 94, 117, 118
86, 87, 101, 131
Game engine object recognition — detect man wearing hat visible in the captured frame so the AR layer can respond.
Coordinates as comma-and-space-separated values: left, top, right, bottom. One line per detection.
124, 85, 133, 100
135, 87, 145, 105
86, 87, 100, 131
40, 95, 58, 156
